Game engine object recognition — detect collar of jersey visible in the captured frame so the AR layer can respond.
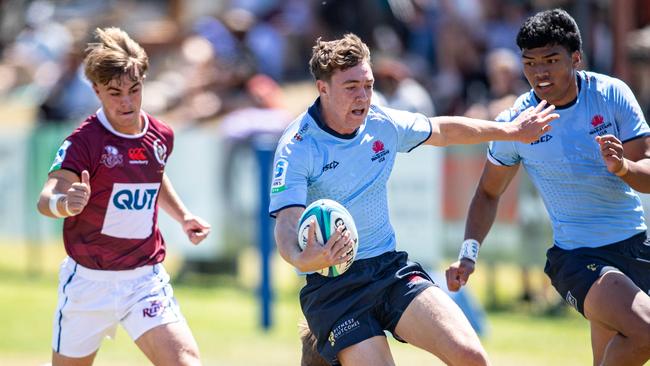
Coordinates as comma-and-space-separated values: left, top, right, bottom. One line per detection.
96, 108, 150, 139
308, 98, 359, 140
533, 71, 583, 110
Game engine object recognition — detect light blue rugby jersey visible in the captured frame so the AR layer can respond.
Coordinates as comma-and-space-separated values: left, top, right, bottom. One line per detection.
489, 71, 650, 250
269, 99, 432, 260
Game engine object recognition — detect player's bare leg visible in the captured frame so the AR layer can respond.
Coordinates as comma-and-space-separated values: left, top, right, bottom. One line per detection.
135, 322, 201, 366
584, 271, 650, 366
589, 319, 616, 366
394, 286, 489, 366
52, 350, 97, 366
337, 335, 395, 366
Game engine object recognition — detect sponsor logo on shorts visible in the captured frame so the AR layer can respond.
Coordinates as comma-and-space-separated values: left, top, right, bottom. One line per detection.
100, 145, 123, 168
407, 274, 427, 289
586, 263, 597, 271
565, 291, 578, 310
271, 159, 288, 193
153, 139, 168, 166
328, 317, 360, 346
142, 300, 166, 318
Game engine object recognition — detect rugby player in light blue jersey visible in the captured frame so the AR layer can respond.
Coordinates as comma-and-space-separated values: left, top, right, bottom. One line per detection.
446, 9, 650, 366
270, 33, 557, 366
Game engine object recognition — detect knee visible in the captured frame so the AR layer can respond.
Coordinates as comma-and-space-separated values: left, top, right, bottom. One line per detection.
178, 345, 201, 366
628, 323, 650, 355
450, 345, 490, 366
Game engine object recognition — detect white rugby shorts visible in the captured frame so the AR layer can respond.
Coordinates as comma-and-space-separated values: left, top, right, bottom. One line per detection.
52, 257, 185, 357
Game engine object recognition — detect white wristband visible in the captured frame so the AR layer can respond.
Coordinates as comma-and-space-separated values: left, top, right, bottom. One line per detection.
458, 239, 480, 262
49, 194, 66, 218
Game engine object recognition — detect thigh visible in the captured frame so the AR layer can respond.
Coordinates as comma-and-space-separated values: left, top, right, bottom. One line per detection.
135, 321, 200, 366
394, 286, 484, 365
337, 336, 395, 366
53, 261, 118, 358
584, 271, 650, 342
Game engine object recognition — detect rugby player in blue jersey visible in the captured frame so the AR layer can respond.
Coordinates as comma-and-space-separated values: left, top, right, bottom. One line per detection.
446, 9, 650, 366
270, 33, 557, 366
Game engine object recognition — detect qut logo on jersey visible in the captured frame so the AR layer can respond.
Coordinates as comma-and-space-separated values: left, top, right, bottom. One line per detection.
113, 188, 158, 210
102, 183, 161, 239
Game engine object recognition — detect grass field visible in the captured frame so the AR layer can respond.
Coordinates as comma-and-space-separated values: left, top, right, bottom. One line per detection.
0, 242, 596, 365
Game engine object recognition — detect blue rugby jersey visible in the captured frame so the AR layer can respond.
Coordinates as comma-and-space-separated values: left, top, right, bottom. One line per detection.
269, 99, 432, 260
489, 71, 650, 249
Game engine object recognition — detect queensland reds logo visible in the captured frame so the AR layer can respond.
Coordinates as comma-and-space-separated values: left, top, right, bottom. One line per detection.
100, 145, 123, 168
152, 139, 167, 166
372, 140, 384, 153
591, 114, 604, 127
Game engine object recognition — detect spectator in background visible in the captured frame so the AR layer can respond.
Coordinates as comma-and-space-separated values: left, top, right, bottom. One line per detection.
446, 9, 650, 365
464, 48, 527, 120
373, 57, 436, 116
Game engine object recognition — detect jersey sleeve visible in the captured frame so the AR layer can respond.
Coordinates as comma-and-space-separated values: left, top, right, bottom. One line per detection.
609, 78, 650, 142
487, 107, 521, 166
49, 132, 92, 176
380, 106, 432, 152
269, 137, 311, 217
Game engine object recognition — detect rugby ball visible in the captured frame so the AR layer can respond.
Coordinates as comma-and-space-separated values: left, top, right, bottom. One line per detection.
297, 199, 359, 277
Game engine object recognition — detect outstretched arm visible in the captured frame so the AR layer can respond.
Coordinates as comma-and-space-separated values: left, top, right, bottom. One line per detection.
425, 101, 558, 147
159, 173, 211, 245
446, 161, 519, 291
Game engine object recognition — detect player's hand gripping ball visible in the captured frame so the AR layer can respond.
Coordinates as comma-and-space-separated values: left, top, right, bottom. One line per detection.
297, 199, 359, 277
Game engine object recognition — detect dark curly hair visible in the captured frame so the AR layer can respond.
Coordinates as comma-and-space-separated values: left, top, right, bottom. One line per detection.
516, 8, 582, 54
309, 33, 371, 81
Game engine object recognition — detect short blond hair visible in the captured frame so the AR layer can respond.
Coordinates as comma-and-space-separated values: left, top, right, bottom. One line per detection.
309, 33, 371, 81
84, 27, 148, 85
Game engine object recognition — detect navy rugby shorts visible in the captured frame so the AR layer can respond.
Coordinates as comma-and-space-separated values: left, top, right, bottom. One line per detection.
300, 250, 434, 365
544, 232, 650, 316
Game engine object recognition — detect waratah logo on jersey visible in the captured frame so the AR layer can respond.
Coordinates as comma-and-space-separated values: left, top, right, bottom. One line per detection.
589, 114, 612, 136
153, 139, 167, 166
371, 140, 389, 162
100, 145, 123, 168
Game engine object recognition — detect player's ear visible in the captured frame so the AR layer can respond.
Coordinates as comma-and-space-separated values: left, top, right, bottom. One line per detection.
92, 83, 100, 96
316, 80, 328, 96
571, 51, 582, 68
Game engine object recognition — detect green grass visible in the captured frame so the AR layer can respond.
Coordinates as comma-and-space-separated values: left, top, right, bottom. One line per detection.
0, 243, 597, 365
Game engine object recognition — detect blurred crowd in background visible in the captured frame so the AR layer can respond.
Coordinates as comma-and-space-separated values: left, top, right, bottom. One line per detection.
1, 0, 649, 131
2, 0, 650, 311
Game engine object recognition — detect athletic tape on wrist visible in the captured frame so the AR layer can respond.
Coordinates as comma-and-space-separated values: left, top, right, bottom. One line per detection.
614, 159, 628, 177
49, 194, 66, 218
458, 239, 480, 262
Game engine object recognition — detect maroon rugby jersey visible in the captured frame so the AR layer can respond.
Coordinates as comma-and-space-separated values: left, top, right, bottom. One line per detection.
49, 109, 174, 270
